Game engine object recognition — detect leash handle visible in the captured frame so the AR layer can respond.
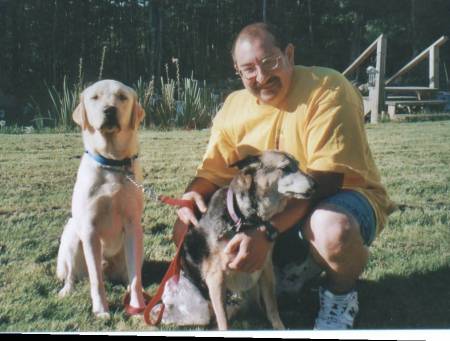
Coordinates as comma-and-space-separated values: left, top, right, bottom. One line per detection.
158, 195, 194, 211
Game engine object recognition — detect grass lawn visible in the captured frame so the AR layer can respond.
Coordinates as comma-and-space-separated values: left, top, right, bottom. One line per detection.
0, 121, 449, 333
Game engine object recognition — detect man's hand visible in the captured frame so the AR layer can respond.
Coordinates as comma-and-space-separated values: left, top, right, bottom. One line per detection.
224, 228, 272, 273
177, 191, 207, 227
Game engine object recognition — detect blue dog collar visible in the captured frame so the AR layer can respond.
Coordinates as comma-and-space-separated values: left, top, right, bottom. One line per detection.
85, 150, 138, 168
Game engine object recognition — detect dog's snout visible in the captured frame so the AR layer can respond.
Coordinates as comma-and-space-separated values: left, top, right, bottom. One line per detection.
305, 185, 315, 198
305, 177, 317, 196
310, 177, 318, 191
103, 106, 117, 116
101, 105, 119, 131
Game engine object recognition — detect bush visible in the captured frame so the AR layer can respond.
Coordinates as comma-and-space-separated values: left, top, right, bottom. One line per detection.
46, 76, 81, 131
134, 60, 221, 130
35, 59, 221, 131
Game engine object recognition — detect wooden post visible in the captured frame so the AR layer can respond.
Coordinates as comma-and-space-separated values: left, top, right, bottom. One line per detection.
369, 35, 387, 124
429, 45, 439, 88
342, 34, 386, 124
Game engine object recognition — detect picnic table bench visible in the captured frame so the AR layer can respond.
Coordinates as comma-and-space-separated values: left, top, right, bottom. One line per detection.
386, 99, 447, 119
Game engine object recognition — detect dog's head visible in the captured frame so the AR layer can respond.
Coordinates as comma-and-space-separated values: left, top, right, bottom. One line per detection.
230, 150, 316, 220
72, 80, 145, 134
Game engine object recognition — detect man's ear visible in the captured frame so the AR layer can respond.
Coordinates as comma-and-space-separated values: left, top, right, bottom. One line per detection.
130, 96, 145, 129
72, 93, 91, 130
284, 43, 295, 65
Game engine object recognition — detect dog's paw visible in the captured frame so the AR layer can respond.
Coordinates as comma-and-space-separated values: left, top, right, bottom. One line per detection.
272, 320, 285, 330
58, 284, 72, 298
94, 311, 111, 320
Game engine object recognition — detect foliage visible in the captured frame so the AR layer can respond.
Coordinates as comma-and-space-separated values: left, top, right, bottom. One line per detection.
1, 0, 449, 125
46, 77, 81, 131
133, 77, 156, 128
40, 56, 220, 130
134, 61, 221, 130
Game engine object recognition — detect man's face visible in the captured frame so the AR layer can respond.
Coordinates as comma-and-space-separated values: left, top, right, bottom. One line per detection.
234, 35, 294, 107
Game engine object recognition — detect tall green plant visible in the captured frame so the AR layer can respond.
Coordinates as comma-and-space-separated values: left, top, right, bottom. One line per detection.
47, 76, 81, 131
134, 76, 155, 127
176, 77, 202, 128
134, 60, 221, 130
154, 77, 177, 128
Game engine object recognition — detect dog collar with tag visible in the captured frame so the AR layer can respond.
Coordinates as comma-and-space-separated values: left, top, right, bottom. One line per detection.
85, 150, 138, 168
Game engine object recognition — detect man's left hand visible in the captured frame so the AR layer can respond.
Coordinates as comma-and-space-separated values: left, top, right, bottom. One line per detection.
224, 228, 271, 273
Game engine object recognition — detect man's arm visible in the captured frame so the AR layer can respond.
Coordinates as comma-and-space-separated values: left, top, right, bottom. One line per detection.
225, 170, 343, 272
173, 177, 219, 246
270, 170, 344, 233
184, 177, 220, 201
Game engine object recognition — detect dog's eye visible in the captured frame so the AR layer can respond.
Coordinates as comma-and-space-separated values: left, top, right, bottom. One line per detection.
118, 94, 128, 101
91, 95, 99, 100
279, 163, 297, 173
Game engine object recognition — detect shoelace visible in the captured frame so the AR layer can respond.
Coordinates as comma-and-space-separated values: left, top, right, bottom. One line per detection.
317, 290, 357, 327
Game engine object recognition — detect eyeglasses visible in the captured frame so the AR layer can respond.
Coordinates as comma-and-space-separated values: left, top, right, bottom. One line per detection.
235, 55, 282, 80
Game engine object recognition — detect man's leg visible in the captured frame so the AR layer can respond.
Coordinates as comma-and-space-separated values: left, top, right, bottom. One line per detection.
300, 190, 376, 329
302, 204, 368, 294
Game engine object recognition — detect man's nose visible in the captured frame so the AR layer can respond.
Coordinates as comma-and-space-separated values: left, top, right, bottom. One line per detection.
255, 65, 270, 83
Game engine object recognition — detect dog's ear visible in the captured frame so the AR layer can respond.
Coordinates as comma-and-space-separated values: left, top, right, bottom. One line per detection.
130, 97, 146, 129
72, 93, 91, 130
230, 155, 261, 170
233, 172, 253, 191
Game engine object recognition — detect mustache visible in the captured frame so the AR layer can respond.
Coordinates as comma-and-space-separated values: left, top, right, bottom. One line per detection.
255, 76, 280, 90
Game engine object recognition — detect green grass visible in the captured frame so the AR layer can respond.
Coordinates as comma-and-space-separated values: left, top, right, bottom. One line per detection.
0, 121, 449, 332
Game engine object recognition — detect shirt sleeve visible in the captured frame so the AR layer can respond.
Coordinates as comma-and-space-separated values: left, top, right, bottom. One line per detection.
303, 77, 372, 188
195, 98, 239, 187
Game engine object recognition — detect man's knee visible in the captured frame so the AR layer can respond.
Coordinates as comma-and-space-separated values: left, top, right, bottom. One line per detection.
303, 205, 363, 260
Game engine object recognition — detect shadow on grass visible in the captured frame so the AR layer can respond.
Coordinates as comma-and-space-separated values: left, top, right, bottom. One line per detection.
142, 260, 170, 287
357, 266, 450, 329
278, 266, 450, 330
138, 224, 450, 330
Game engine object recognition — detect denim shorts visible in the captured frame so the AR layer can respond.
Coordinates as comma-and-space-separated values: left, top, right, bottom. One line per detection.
298, 190, 377, 246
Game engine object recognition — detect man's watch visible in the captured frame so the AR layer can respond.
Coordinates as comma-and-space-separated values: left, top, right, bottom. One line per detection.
260, 221, 279, 242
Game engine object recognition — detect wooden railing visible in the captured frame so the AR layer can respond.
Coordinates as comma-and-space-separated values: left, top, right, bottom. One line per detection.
343, 35, 448, 122
385, 36, 448, 88
343, 34, 386, 123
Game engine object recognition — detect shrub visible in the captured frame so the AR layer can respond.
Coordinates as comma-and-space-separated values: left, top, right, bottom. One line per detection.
136, 60, 221, 130
46, 76, 81, 131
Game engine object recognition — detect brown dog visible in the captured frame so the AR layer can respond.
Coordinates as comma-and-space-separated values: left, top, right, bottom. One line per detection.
180, 150, 316, 330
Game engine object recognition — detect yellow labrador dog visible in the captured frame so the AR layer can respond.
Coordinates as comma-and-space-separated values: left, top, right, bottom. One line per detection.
56, 80, 146, 318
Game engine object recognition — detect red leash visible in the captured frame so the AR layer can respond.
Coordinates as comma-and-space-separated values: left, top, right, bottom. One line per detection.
123, 193, 194, 325
143, 220, 189, 325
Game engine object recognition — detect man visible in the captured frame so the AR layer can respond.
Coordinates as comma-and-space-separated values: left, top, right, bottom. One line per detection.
173, 22, 394, 329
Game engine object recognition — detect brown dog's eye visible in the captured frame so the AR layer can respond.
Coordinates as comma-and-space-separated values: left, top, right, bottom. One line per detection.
279, 163, 297, 173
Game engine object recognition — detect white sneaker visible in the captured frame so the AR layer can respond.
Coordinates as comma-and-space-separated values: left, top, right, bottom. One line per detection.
314, 286, 359, 330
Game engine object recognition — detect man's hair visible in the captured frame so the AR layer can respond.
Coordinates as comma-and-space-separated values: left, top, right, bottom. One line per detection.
231, 22, 288, 61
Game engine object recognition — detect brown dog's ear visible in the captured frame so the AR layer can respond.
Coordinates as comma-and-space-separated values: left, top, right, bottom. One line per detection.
230, 154, 261, 170
234, 173, 253, 191
72, 94, 90, 130
130, 98, 145, 129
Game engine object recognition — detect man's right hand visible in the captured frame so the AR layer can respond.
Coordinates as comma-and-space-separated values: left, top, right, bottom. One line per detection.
176, 191, 208, 227
173, 177, 219, 246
